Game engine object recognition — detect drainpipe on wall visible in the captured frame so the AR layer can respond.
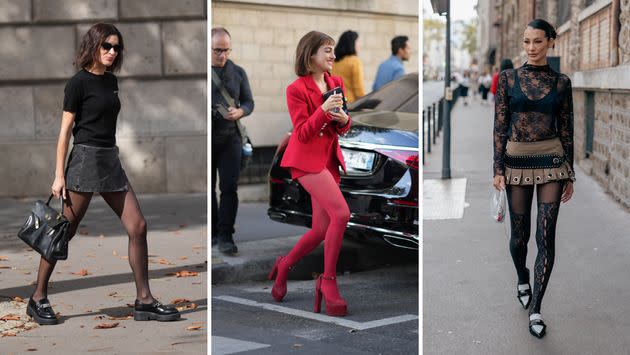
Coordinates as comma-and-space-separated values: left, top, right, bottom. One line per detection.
612, 0, 620, 66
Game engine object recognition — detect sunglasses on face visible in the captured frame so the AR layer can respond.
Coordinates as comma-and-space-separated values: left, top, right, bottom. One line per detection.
101, 43, 122, 52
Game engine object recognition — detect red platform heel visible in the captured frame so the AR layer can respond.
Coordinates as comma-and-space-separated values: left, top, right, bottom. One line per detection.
268, 256, 289, 302
314, 275, 347, 316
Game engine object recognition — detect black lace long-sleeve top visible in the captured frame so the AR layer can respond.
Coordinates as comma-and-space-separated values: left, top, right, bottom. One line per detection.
493, 63, 574, 177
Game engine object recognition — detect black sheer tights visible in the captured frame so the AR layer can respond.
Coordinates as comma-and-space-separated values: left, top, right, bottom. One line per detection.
32, 187, 153, 303
507, 182, 563, 315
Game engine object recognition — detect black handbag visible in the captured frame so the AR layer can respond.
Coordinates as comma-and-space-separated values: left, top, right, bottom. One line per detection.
17, 195, 70, 262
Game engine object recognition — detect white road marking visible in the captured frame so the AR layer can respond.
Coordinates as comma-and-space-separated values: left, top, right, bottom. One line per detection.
211, 335, 271, 355
214, 295, 418, 330
423, 178, 468, 220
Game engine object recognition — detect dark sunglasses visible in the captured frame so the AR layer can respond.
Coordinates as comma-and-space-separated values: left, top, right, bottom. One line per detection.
101, 43, 122, 52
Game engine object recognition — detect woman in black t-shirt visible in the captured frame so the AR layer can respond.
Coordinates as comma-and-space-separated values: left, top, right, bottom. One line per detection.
26, 23, 180, 325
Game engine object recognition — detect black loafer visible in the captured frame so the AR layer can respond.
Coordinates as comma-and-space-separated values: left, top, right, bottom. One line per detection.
26, 298, 59, 325
134, 299, 181, 322
218, 235, 238, 255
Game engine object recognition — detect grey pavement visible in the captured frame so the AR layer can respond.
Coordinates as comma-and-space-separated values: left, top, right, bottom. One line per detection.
0, 193, 207, 354
424, 99, 630, 354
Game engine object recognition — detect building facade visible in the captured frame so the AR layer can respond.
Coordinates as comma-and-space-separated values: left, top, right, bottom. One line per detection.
491, 0, 630, 208
0, 0, 207, 197
212, 0, 419, 149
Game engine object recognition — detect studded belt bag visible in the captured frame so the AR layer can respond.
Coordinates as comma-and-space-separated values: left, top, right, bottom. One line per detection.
504, 153, 565, 169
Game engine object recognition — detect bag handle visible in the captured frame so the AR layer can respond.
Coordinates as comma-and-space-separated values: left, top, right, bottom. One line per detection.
45, 194, 65, 215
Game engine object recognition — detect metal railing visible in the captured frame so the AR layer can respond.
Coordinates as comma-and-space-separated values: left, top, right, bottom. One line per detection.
422, 85, 461, 165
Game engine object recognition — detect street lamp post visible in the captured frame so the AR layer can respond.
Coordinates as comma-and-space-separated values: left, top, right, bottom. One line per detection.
431, 0, 451, 179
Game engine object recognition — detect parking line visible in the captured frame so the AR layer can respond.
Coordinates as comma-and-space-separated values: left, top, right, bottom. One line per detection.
214, 295, 418, 330
212, 335, 271, 355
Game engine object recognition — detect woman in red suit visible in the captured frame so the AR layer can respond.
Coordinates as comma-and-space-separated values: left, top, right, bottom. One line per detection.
268, 31, 352, 316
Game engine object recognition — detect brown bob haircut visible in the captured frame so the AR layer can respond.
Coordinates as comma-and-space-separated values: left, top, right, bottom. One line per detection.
75, 23, 124, 72
294, 31, 335, 76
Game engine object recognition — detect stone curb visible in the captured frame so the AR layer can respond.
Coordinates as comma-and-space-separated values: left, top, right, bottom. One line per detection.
211, 236, 418, 285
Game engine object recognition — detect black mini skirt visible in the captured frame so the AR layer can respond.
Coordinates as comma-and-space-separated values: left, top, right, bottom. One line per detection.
65, 144, 128, 192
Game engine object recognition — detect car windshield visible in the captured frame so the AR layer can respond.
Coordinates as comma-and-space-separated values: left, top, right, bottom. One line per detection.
349, 73, 419, 113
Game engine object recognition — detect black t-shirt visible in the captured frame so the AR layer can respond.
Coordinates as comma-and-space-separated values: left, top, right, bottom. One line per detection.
63, 69, 121, 147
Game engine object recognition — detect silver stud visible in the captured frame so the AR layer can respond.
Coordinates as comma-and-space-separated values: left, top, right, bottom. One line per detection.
319, 132, 323, 136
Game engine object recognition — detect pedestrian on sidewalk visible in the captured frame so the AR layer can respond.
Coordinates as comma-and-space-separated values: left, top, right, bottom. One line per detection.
28, 23, 181, 326
268, 31, 352, 317
458, 71, 470, 106
211, 27, 255, 255
332, 30, 365, 103
490, 59, 514, 100
372, 35, 411, 91
480, 70, 492, 105
493, 19, 575, 339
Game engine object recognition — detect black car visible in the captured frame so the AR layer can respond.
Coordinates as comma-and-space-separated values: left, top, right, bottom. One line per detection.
267, 73, 419, 250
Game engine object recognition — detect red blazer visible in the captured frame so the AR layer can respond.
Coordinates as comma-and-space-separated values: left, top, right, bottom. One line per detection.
280, 72, 352, 175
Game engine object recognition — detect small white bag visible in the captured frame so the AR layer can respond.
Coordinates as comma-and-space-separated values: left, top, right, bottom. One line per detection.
491, 188, 507, 223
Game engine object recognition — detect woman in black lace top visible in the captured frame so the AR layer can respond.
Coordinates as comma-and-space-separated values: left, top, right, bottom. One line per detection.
492, 19, 574, 339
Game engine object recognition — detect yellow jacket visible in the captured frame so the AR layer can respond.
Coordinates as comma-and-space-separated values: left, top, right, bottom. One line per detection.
331, 55, 365, 103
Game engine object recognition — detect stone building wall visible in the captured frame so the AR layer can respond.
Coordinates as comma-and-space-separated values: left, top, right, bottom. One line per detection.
211, 0, 419, 147
0, 0, 207, 197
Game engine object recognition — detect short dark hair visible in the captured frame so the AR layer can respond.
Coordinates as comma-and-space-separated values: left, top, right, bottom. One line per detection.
391, 36, 408, 56
526, 19, 557, 40
334, 30, 358, 62
75, 23, 124, 72
294, 31, 335, 76
211, 27, 231, 38
500, 58, 514, 72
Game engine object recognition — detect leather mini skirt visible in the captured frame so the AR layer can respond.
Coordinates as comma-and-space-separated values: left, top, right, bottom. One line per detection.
65, 144, 129, 192
504, 137, 573, 185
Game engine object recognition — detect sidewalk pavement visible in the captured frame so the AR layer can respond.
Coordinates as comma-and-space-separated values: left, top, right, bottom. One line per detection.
424, 98, 630, 354
0, 193, 207, 354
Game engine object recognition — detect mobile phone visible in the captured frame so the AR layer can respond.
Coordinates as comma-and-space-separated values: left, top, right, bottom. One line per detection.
322, 86, 348, 115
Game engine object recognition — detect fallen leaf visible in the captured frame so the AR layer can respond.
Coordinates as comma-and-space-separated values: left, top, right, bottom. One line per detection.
94, 322, 119, 329
0, 256, 9, 261
171, 298, 190, 304
158, 259, 173, 265
191, 245, 203, 249
93, 315, 106, 320
86, 254, 96, 258
126, 303, 134, 308
176, 303, 197, 311
13, 296, 25, 303
179, 256, 188, 260
169, 270, 198, 278
27, 348, 37, 351
112, 250, 118, 256
0, 314, 21, 321
108, 292, 117, 297
108, 314, 132, 320
120, 256, 128, 260
23, 272, 31, 275
191, 322, 204, 325
192, 282, 202, 285
2, 332, 16, 337
78, 228, 89, 235
185, 325, 202, 331
0, 266, 11, 269
71, 269, 90, 276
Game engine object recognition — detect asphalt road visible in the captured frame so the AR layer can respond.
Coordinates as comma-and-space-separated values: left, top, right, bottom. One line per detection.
212, 264, 419, 354
234, 202, 309, 243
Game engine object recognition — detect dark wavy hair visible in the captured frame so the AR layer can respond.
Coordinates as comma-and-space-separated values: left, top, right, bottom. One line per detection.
527, 19, 557, 40
334, 30, 358, 62
294, 31, 335, 76
75, 23, 124, 72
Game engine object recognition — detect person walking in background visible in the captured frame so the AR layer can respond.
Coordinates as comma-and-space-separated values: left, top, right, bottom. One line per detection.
332, 30, 365, 103
493, 19, 574, 339
211, 27, 255, 255
480, 70, 492, 105
28, 23, 181, 325
458, 71, 470, 106
372, 35, 411, 91
268, 31, 352, 317
490, 59, 514, 98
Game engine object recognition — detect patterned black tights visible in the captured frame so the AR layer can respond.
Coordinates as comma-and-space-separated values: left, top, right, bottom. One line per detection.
507, 182, 563, 315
